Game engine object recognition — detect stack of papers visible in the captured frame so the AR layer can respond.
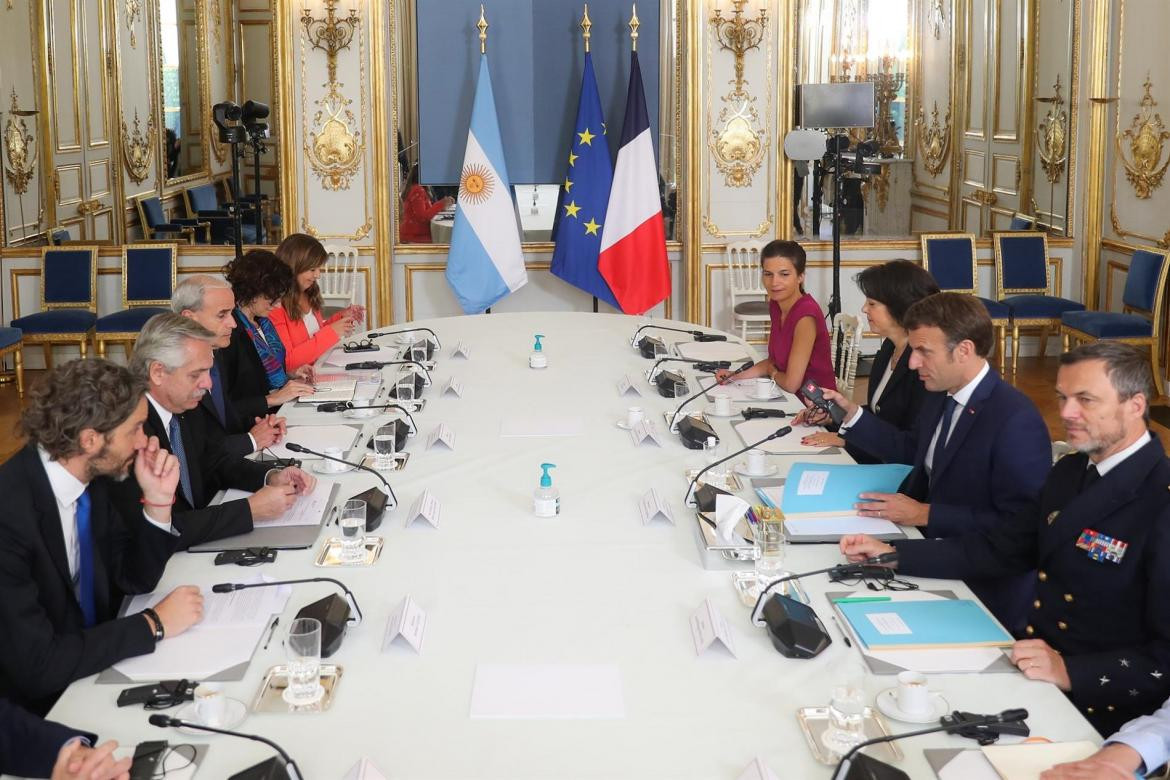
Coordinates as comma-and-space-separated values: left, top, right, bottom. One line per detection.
836, 598, 1013, 651
674, 341, 752, 363
755, 463, 911, 541
222, 480, 335, 528
732, 419, 826, 455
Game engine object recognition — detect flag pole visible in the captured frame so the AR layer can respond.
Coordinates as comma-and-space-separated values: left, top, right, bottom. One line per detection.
477, 4, 488, 54
629, 4, 639, 51
583, 5, 599, 313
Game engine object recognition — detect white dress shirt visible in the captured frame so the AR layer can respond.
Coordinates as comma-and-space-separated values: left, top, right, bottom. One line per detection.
1093, 431, 1151, 477
922, 361, 990, 474
1107, 693, 1170, 773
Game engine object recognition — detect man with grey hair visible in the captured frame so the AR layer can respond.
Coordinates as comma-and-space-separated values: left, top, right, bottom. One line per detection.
841, 342, 1170, 737
108, 313, 316, 548
171, 274, 285, 459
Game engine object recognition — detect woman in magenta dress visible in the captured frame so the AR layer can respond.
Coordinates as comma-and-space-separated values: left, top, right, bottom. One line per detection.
717, 240, 836, 397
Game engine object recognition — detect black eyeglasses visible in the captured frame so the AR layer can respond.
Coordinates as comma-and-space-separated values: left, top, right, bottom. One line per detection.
345, 338, 374, 350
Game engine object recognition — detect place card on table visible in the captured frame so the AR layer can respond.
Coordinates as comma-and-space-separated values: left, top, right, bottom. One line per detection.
407, 489, 442, 528
736, 757, 781, 780
690, 598, 737, 658
382, 595, 427, 654
341, 758, 389, 780
638, 488, 674, 525
442, 378, 464, 397
628, 419, 664, 447
452, 341, 472, 359
616, 375, 643, 396
427, 423, 456, 450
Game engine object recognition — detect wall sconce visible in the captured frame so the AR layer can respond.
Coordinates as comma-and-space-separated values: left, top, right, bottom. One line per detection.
710, 0, 768, 98
301, 0, 360, 85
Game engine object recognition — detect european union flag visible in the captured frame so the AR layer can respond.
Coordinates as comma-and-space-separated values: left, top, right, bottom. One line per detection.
550, 52, 617, 307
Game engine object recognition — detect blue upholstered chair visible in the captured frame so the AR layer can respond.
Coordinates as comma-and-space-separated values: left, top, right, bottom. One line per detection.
10, 246, 98, 368
220, 176, 269, 244
183, 184, 235, 244
993, 231, 1085, 373
919, 232, 1011, 373
95, 244, 177, 360
1061, 246, 1170, 398
1009, 213, 1035, 231
134, 193, 208, 243
0, 327, 24, 397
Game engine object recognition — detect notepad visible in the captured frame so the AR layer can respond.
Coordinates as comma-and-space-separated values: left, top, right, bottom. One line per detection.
837, 599, 1012, 650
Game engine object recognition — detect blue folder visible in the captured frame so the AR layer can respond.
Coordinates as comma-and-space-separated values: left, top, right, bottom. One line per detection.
779, 463, 913, 515
836, 599, 1012, 650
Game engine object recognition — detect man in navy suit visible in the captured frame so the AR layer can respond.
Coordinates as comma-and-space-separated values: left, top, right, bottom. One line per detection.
820, 292, 1052, 630
0, 698, 129, 778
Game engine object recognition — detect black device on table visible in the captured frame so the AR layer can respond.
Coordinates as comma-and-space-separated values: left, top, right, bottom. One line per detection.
742, 407, 787, 420
802, 378, 846, 425
214, 547, 277, 566
117, 679, 197, 708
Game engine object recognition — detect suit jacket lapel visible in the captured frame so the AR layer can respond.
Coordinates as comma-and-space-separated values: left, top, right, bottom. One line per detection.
176, 413, 204, 508
929, 370, 998, 483
25, 446, 74, 591
87, 481, 113, 616
145, 402, 169, 449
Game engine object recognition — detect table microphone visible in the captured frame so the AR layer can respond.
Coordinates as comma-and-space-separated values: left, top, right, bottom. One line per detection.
212, 576, 362, 658
646, 356, 731, 381
668, 359, 755, 432
148, 713, 303, 779
314, 402, 418, 435
283, 442, 397, 509
684, 425, 792, 508
344, 359, 432, 385
630, 324, 728, 346
830, 709, 1029, 780
366, 326, 441, 348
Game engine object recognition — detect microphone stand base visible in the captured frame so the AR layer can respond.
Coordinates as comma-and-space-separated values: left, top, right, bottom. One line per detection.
228, 756, 290, 780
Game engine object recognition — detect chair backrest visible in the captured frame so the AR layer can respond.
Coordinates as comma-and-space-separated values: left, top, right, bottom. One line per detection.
919, 233, 978, 293
1009, 213, 1035, 230
321, 243, 359, 301
994, 231, 1051, 295
122, 244, 178, 307
725, 240, 766, 301
185, 184, 220, 215
135, 194, 166, 234
40, 246, 98, 311
829, 313, 862, 396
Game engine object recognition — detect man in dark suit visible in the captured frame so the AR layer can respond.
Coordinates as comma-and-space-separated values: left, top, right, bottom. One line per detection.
822, 292, 1052, 629
109, 314, 316, 549
842, 342, 1170, 737
0, 359, 204, 714
171, 274, 286, 459
0, 698, 130, 779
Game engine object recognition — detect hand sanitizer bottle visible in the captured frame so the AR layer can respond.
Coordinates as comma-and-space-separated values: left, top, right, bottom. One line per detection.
533, 463, 560, 517
529, 334, 548, 369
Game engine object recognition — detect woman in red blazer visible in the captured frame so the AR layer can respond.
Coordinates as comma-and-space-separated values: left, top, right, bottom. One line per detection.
269, 233, 366, 371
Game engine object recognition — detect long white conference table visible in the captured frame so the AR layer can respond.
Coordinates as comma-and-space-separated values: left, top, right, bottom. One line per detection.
43, 312, 1099, 779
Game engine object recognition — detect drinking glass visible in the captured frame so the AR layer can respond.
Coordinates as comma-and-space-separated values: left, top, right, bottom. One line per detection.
339, 499, 367, 563
821, 660, 869, 757
410, 339, 428, 364
754, 507, 787, 588
396, 372, 416, 403
704, 436, 725, 477
284, 617, 322, 706
372, 423, 398, 471
672, 380, 688, 398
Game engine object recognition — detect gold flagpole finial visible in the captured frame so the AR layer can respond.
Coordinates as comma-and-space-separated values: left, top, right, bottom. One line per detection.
629, 4, 640, 51
581, 4, 592, 53
477, 4, 488, 54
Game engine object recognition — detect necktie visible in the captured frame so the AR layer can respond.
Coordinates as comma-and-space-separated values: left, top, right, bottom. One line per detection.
75, 488, 97, 628
930, 396, 959, 476
168, 416, 194, 506
208, 361, 228, 426
1082, 464, 1101, 491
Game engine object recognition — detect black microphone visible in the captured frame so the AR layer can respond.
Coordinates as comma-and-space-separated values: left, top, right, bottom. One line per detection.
343, 359, 432, 386
830, 709, 1029, 780
149, 713, 304, 779
314, 402, 418, 434
211, 576, 362, 658
630, 324, 728, 346
284, 442, 397, 509
668, 359, 755, 432
749, 553, 900, 624
646, 356, 732, 381
365, 326, 441, 348
684, 425, 792, 507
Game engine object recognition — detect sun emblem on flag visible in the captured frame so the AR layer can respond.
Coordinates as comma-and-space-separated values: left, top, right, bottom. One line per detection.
459, 164, 495, 204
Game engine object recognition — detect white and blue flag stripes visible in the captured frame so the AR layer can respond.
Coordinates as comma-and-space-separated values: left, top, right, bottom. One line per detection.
445, 55, 527, 314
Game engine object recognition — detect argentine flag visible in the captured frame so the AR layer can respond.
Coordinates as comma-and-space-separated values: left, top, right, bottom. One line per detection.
445, 55, 527, 314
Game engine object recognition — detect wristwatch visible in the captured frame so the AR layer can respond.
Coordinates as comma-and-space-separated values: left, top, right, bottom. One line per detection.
141, 608, 165, 642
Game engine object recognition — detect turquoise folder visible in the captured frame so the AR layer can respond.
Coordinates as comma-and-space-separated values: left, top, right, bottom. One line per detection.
836, 599, 1012, 650
779, 463, 913, 515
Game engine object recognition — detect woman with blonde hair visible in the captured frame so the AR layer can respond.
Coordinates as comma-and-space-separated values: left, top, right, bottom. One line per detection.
269, 233, 366, 370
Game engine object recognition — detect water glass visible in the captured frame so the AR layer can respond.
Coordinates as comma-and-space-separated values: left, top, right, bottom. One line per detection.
652, 341, 669, 359
339, 499, 367, 562
703, 436, 725, 477
754, 507, 787, 587
396, 373, 416, 403
284, 617, 322, 705
410, 339, 428, 363
372, 423, 398, 471
672, 380, 688, 398
822, 660, 868, 757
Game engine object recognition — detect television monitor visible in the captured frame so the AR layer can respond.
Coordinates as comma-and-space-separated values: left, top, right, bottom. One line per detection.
799, 82, 876, 129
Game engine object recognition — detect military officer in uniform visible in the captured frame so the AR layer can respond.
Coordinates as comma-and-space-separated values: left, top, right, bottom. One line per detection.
840, 341, 1170, 737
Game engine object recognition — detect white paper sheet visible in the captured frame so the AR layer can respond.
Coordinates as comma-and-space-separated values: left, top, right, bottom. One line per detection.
299, 379, 357, 404
784, 516, 901, 537
699, 376, 784, 403
734, 419, 826, 454
981, 742, 1098, 780
936, 750, 1002, 780
266, 425, 359, 460
674, 341, 752, 363
498, 415, 584, 437
221, 480, 334, 528
866, 647, 1009, 674
469, 664, 625, 719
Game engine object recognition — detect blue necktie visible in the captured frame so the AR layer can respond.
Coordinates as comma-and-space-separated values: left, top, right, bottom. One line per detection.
208, 361, 228, 426
168, 416, 194, 506
930, 396, 959, 477
75, 488, 97, 628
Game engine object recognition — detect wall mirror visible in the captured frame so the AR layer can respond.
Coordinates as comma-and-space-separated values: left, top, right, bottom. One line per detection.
789, 0, 1079, 242
157, 0, 208, 184
390, 0, 682, 248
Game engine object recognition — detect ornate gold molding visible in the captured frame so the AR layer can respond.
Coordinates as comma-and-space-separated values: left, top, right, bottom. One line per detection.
3, 89, 37, 196
1110, 204, 1170, 249
1116, 75, 1170, 200
707, 1, 767, 189
915, 100, 951, 177
701, 215, 770, 239
125, 0, 142, 47
301, 0, 363, 192
1036, 75, 1068, 185
209, 0, 223, 64
303, 216, 373, 242
121, 109, 156, 185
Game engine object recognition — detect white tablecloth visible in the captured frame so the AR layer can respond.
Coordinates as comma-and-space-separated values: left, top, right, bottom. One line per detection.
44, 313, 1098, 779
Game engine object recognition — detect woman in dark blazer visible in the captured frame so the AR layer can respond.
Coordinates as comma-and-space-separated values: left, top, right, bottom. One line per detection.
801, 259, 941, 463
219, 250, 315, 418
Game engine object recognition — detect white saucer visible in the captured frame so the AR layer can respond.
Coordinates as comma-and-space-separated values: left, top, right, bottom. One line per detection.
311, 460, 355, 475
705, 404, 739, 418
734, 463, 779, 478
282, 683, 325, 707
616, 419, 643, 430
874, 688, 949, 724
174, 698, 248, 734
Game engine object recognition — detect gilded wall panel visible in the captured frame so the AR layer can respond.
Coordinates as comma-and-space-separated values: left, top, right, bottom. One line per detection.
113, 0, 157, 198
0, 0, 42, 244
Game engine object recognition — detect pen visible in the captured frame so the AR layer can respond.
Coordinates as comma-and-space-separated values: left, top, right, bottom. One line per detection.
833, 596, 893, 604
262, 617, 280, 649
829, 613, 853, 648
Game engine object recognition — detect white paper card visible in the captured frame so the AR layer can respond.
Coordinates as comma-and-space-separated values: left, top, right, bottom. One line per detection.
442, 378, 464, 397
616, 375, 643, 396
715, 494, 750, 544
628, 419, 664, 446
638, 488, 674, 525
733, 419, 825, 455
341, 758, 389, 780
674, 340, 752, 363
936, 750, 1001, 780
452, 341, 472, 359
220, 480, 334, 528
382, 595, 427, 653
736, 757, 781, 780
407, 489, 441, 528
796, 469, 829, 496
784, 515, 901, 538
867, 612, 913, 636
427, 423, 456, 450
690, 598, 737, 657
469, 664, 625, 719
981, 742, 1098, 780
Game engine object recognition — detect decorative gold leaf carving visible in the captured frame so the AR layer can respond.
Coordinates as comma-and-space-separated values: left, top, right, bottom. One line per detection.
915, 100, 951, 178
125, 0, 141, 48
1117, 75, 1170, 199
301, 0, 363, 191
3, 89, 37, 196
709, 99, 765, 188
1037, 75, 1068, 184
121, 109, 156, 185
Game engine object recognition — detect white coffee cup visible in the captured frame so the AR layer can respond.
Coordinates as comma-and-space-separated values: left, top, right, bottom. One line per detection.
894, 670, 931, 716
626, 406, 645, 428
712, 393, 732, 416
754, 377, 774, 399
194, 683, 226, 726
746, 448, 767, 474
323, 446, 345, 472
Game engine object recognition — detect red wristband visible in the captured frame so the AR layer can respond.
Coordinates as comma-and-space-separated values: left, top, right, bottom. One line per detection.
139, 496, 177, 507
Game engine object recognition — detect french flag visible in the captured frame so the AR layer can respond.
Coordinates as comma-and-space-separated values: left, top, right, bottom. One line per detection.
598, 51, 670, 314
